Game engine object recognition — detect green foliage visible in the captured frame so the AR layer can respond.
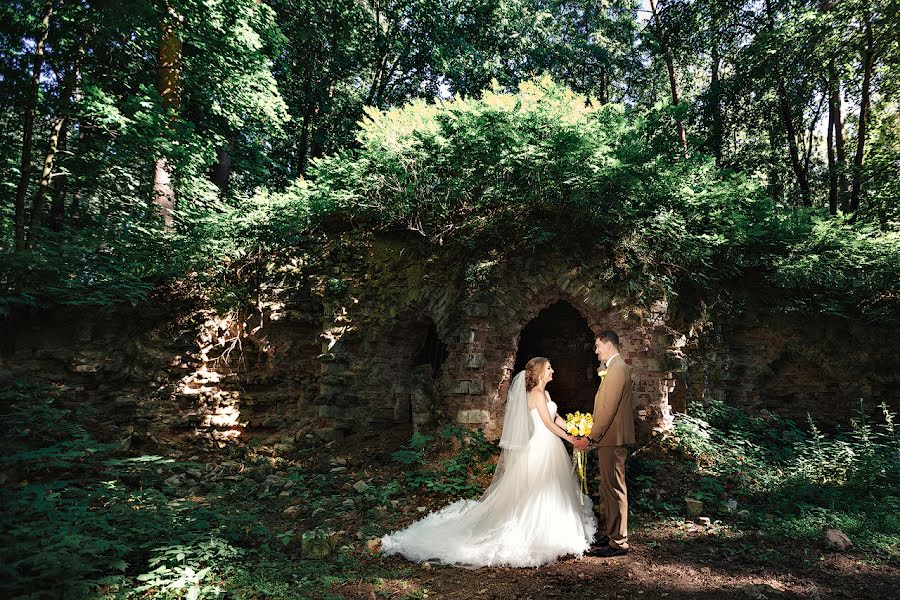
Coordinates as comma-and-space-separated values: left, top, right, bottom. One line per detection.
305, 79, 777, 301
771, 216, 899, 322
390, 431, 432, 466
664, 400, 900, 561
0, 384, 275, 597
1, 0, 897, 326
0, 383, 429, 598
393, 424, 498, 499
291, 78, 895, 319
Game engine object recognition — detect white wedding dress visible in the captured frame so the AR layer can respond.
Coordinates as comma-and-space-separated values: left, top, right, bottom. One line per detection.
381, 374, 596, 568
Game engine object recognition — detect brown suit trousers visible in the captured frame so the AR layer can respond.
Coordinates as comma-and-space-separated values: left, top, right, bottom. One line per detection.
598, 446, 629, 549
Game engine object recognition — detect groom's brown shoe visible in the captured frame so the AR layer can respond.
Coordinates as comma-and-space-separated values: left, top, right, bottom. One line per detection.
588, 545, 628, 558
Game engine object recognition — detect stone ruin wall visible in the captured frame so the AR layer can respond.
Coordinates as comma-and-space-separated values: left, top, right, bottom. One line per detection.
316, 251, 682, 442
1, 233, 897, 447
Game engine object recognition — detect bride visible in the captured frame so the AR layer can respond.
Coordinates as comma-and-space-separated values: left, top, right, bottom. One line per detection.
381, 357, 597, 567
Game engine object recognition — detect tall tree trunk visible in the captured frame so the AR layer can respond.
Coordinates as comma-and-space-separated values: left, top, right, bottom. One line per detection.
366, 3, 391, 108
827, 57, 850, 214
710, 38, 724, 166
27, 30, 87, 249
48, 122, 67, 231
152, 6, 183, 231
765, 0, 810, 206
297, 105, 312, 176
850, 12, 874, 213
211, 140, 234, 192
649, 0, 687, 156
26, 119, 65, 248
13, 0, 53, 251
830, 62, 850, 213
827, 85, 837, 215
775, 78, 812, 206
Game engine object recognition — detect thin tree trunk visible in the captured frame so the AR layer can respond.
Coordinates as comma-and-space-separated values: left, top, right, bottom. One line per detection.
375, 50, 403, 107
804, 93, 826, 175
48, 122, 67, 230
211, 141, 233, 192
26, 118, 65, 248
151, 6, 183, 231
830, 61, 850, 213
775, 78, 812, 206
27, 30, 87, 248
297, 105, 312, 176
850, 12, 874, 213
710, 38, 724, 166
366, 3, 391, 107
827, 84, 837, 215
649, 0, 687, 155
13, 0, 53, 251
366, 52, 388, 106
764, 0, 810, 206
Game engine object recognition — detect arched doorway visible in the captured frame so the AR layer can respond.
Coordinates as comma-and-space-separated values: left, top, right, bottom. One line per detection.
513, 301, 599, 417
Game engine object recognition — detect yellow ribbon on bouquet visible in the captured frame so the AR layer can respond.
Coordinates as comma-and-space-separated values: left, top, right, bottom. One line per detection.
564, 411, 593, 504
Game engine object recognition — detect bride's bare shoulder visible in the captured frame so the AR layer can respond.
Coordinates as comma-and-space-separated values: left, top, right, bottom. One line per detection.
527, 389, 547, 410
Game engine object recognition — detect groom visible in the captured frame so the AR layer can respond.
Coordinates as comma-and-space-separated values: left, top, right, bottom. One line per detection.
577, 330, 635, 557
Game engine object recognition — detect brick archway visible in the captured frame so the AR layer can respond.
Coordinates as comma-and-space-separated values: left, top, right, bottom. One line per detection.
513, 300, 600, 416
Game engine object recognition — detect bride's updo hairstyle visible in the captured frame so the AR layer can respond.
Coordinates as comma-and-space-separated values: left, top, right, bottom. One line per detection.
524, 357, 549, 391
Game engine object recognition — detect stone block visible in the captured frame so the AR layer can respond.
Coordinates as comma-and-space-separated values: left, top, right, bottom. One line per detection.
646, 358, 664, 372
451, 380, 472, 395
464, 302, 489, 317
664, 350, 687, 373
463, 353, 486, 369
456, 409, 489, 424
315, 427, 345, 441
412, 412, 432, 426
318, 404, 345, 419
685, 498, 703, 516
655, 333, 676, 348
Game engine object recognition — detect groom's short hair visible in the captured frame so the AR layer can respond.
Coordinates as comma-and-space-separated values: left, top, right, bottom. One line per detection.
598, 330, 620, 347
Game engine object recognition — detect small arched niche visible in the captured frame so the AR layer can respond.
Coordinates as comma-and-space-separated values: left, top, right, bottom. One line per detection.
409, 319, 448, 430
513, 301, 599, 417
377, 314, 448, 426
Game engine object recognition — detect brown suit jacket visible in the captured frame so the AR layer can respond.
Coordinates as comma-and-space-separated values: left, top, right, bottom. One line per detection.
590, 354, 635, 447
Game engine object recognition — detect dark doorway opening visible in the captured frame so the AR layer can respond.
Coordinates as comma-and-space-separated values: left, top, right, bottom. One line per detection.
413, 319, 448, 377
513, 301, 599, 417
405, 318, 447, 427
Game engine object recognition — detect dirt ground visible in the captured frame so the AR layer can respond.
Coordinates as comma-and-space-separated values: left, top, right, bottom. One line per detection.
334, 530, 899, 600
243, 428, 900, 600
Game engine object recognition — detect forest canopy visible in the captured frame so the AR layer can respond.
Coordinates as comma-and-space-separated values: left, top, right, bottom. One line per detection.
1, 0, 897, 321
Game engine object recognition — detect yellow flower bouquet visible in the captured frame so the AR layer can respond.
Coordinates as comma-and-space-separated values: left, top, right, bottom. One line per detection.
564, 411, 593, 503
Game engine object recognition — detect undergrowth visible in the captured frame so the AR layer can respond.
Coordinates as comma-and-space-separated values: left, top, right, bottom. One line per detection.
3, 380, 897, 599
652, 399, 900, 563
390, 424, 497, 498
0, 383, 413, 599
